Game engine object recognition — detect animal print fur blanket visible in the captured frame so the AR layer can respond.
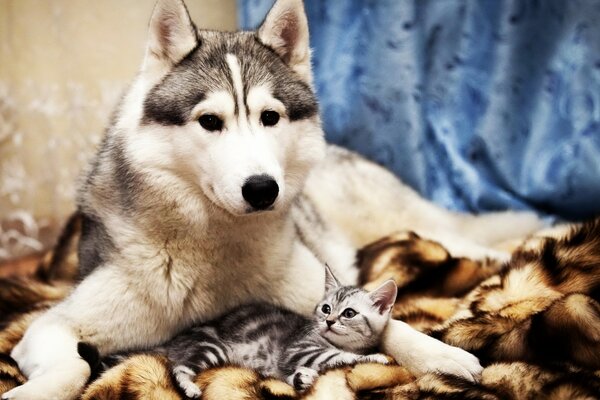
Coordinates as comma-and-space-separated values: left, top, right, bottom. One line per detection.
1, 216, 600, 399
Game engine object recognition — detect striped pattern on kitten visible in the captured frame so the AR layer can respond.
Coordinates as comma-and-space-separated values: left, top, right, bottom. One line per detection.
134, 266, 397, 397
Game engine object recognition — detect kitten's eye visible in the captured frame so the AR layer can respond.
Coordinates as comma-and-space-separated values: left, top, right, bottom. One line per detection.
261, 110, 280, 127
199, 114, 223, 132
342, 308, 357, 318
321, 304, 331, 314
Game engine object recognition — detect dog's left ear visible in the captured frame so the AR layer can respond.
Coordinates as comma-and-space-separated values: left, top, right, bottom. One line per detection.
258, 0, 312, 82
143, 0, 198, 73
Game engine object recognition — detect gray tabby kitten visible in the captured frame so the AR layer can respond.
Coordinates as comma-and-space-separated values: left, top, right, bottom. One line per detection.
148, 266, 397, 398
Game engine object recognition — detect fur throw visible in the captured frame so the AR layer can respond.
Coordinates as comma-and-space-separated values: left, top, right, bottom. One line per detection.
1, 215, 600, 399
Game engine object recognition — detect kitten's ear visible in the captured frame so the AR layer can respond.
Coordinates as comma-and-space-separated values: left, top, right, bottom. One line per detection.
324, 264, 341, 293
143, 0, 198, 72
257, 0, 312, 82
369, 280, 397, 315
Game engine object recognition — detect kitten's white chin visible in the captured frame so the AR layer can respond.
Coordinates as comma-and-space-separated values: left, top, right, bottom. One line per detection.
322, 329, 346, 347
321, 327, 339, 335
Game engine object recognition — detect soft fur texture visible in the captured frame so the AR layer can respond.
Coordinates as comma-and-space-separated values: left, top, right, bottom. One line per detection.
1, 216, 599, 399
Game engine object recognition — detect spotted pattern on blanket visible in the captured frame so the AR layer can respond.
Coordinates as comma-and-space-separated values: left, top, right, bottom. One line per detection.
1, 215, 600, 399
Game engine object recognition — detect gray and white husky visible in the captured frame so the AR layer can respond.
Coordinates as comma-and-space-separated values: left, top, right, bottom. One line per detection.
3, 0, 543, 399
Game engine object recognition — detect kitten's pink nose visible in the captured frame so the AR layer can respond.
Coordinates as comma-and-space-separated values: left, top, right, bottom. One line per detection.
326, 320, 335, 327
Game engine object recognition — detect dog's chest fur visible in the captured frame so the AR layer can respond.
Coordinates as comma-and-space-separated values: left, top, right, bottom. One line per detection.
107, 212, 321, 331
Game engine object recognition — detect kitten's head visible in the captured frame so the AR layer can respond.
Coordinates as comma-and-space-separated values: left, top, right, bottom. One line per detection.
314, 266, 397, 352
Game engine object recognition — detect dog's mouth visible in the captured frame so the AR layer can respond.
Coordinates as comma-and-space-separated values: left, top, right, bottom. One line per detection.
205, 193, 278, 219
197, 183, 246, 217
244, 205, 276, 214
198, 179, 283, 218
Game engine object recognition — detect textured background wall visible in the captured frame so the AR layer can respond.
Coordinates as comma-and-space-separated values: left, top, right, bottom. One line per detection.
0, 0, 237, 261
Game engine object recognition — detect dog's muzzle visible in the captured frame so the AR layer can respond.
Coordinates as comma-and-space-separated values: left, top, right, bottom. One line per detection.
242, 174, 279, 210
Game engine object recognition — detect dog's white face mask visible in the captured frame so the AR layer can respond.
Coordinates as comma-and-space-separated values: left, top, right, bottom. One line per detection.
120, 0, 325, 217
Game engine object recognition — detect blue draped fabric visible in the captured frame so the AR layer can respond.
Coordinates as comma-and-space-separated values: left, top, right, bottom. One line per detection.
239, 0, 600, 220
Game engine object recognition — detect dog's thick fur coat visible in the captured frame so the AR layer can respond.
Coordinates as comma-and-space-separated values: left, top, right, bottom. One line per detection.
1, 218, 600, 399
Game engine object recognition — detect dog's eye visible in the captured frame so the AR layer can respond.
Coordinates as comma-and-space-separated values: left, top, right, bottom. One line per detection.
321, 304, 331, 314
261, 110, 280, 127
199, 114, 223, 132
342, 308, 356, 318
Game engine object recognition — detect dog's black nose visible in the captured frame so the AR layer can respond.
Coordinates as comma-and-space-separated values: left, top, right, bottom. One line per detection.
242, 175, 279, 210
326, 320, 335, 327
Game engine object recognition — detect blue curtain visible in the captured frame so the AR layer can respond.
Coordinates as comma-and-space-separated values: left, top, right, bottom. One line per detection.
239, 0, 600, 220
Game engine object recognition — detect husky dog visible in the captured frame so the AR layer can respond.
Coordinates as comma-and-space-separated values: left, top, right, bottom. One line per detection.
3, 0, 543, 399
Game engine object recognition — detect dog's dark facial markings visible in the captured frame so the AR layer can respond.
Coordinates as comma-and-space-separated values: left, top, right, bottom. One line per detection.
142, 32, 318, 127
143, 78, 206, 126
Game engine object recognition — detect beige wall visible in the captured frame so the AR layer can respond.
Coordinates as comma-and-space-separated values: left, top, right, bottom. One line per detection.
0, 0, 237, 261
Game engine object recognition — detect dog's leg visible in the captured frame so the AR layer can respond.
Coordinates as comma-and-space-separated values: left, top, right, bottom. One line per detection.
2, 316, 90, 400
410, 229, 511, 262
382, 319, 482, 381
305, 146, 545, 250
3, 266, 177, 400
453, 210, 544, 246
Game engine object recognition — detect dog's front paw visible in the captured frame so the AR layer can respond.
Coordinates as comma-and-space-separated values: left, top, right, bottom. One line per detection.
2, 384, 28, 400
2, 356, 90, 400
2, 381, 54, 400
360, 353, 391, 365
290, 367, 319, 392
413, 340, 482, 382
386, 320, 482, 382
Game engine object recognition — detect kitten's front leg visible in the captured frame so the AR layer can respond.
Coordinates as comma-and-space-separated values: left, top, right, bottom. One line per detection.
382, 319, 482, 381
321, 351, 364, 368
358, 353, 391, 365
322, 352, 390, 369
173, 365, 202, 399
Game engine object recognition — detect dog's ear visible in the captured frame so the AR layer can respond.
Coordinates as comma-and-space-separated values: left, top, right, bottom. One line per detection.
368, 280, 397, 315
258, 0, 312, 82
143, 0, 198, 72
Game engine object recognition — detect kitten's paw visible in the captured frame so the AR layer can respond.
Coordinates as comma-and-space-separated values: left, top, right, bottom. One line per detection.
290, 367, 319, 392
361, 353, 391, 365
173, 365, 202, 398
180, 381, 202, 399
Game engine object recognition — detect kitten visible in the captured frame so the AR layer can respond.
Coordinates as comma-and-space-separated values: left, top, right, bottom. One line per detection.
107, 266, 397, 398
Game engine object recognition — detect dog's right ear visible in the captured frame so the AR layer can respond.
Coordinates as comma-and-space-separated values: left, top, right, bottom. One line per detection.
143, 0, 198, 73
258, 0, 312, 82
